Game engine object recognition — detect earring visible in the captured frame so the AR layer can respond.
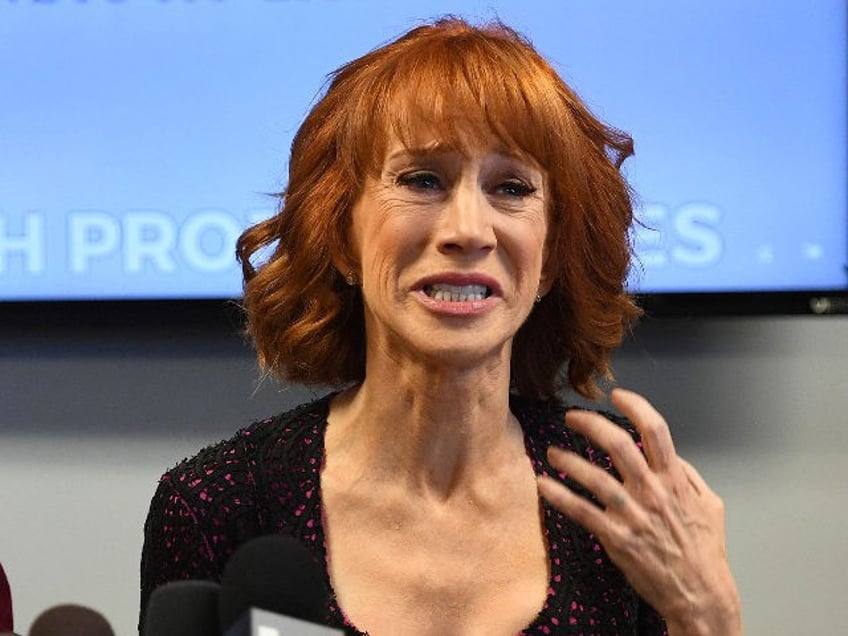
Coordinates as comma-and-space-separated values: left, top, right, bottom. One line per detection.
344, 270, 358, 286
535, 291, 543, 304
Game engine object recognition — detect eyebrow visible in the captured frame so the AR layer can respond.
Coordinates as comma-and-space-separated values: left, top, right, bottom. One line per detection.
385, 143, 531, 165
385, 144, 458, 162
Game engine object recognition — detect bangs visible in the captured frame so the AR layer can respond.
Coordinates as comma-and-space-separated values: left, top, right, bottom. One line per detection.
338, 25, 574, 176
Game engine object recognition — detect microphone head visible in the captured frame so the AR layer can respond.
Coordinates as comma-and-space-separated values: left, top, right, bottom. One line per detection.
143, 580, 220, 636
218, 534, 329, 631
28, 604, 114, 636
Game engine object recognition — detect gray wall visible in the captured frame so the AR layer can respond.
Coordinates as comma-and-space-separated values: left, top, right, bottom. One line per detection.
1, 316, 846, 634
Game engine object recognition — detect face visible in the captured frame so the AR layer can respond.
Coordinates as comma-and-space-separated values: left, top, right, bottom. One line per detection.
347, 135, 549, 372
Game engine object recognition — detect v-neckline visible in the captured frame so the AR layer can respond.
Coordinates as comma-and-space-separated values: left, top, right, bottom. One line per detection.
302, 393, 561, 635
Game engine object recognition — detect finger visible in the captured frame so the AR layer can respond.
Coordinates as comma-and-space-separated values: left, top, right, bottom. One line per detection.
611, 388, 677, 472
677, 457, 714, 497
537, 475, 613, 535
546, 446, 632, 513
565, 409, 649, 483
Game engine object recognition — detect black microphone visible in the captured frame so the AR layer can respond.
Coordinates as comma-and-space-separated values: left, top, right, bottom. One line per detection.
28, 604, 114, 636
143, 580, 220, 636
219, 535, 342, 635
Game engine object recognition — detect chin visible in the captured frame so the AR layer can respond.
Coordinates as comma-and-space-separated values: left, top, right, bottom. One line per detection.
404, 331, 512, 372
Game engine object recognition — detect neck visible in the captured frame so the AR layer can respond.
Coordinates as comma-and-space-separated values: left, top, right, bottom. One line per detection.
326, 349, 523, 501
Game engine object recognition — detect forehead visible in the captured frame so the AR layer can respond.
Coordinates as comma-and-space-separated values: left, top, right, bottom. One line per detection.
371, 118, 545, 173
379, 132, 545, 179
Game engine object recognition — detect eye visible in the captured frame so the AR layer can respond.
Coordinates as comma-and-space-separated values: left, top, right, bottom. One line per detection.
397, 171, 443, 191
496, 179, 537, 198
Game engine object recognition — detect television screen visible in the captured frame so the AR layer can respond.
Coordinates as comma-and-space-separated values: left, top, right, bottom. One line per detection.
1, 1, 845, 308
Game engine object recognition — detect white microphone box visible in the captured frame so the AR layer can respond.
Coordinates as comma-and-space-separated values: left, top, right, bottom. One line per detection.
223, 607, 344, 636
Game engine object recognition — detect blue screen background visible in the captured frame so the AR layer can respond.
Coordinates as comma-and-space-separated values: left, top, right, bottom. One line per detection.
1, 0, 845, 300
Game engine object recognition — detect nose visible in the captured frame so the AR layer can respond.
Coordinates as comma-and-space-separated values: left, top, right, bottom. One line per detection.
436, 183, 496, 256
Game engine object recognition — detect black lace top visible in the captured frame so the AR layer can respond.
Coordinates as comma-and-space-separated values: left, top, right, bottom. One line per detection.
140, 393, 667, 635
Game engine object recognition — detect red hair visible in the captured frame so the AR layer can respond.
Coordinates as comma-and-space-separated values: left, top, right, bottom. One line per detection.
237, 17, 640, 399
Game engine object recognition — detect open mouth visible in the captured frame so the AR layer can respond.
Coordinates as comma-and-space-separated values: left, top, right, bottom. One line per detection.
423, 283, 491, 302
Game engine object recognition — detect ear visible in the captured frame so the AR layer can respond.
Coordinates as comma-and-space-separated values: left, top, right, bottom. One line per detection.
328, 209, 360, 282
537, 243, 555, 298
331, 252, 353, 279
535, 276, 553, 304
330, 250, 359, 287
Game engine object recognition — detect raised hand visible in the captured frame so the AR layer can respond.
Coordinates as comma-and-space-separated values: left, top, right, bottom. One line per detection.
536, 388, 742, 636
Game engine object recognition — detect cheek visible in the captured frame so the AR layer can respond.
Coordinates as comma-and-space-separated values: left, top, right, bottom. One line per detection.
358, 216, 422, 291
509, 218, 549, 277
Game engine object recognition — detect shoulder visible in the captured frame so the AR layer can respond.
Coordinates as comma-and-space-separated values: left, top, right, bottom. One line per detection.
146, 392, 336, 551
176, 392, 334, 466
510, 393, 640, 474
160, 393, 335, 502
511, 393, 638, 448
140, 394, 336, 626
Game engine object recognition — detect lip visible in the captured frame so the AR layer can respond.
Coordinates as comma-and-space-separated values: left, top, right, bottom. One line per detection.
412, 272, 502, 316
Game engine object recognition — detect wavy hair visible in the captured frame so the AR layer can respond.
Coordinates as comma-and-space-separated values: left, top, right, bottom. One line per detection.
236, 17, 640, 399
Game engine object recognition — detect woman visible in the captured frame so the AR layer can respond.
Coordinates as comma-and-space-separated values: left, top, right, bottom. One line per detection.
141, 18, 741, 635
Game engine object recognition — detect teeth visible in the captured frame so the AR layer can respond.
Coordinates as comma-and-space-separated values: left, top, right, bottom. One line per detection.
424, 283, 490, 302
